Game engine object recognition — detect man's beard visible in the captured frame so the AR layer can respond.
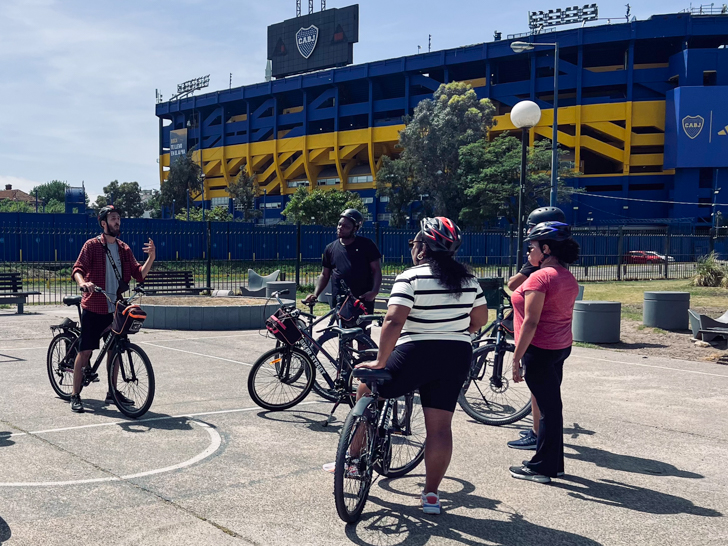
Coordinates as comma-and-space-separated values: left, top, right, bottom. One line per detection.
105, 226, 120, 237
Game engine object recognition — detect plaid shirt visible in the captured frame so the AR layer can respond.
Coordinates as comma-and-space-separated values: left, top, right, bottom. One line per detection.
72, 235, 145, 314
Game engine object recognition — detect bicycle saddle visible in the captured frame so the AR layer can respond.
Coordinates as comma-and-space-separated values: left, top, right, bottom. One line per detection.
63, 295, 82, 306
328, 326, 364, 341
353, 369, 392, 383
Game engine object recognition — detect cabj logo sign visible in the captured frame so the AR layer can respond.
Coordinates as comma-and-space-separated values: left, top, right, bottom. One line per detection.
682, 115, 705, 139
296, 25, 319, 59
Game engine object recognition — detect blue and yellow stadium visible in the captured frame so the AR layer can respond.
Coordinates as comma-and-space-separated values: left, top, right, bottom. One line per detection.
155, 9, 728, 226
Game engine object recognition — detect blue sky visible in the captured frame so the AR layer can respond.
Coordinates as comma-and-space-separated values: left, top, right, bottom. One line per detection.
1, 0, 692, 201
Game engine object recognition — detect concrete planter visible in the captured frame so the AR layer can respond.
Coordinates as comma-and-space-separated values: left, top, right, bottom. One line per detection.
142, 297, 293, 330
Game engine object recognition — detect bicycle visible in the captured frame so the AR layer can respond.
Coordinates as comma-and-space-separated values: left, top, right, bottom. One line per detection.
457, 288, 532, 425
334, 368, 426, 523
247, 290, 381, 423
46, 286, 156, 419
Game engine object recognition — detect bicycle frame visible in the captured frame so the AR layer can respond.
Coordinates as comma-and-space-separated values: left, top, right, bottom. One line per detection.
471, 288, 513, 390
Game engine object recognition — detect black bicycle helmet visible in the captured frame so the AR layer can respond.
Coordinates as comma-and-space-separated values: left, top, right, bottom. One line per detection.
98, 205, 121, 227
525, 221, 572, 242
527, 206, 566, 228
340, 208, 364, 230
420, 216, 463, 254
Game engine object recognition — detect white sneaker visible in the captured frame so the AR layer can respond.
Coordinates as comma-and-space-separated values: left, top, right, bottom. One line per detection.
421, 492, 441, 515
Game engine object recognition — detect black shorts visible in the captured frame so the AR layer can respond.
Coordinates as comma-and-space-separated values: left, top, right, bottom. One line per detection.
378, 340, 472, 412
79, 309, 113, 351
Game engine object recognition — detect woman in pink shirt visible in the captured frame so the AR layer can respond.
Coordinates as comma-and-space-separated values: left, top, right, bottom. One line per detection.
509, 221, 580, 483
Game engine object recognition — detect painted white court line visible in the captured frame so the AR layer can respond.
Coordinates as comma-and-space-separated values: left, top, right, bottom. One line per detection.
4, 400, 324, 438
139, 332, 265, 343
136, 342, 254, 367
0, 419, 221, 487
0, 346, 47, 351
579, 355, 728, 378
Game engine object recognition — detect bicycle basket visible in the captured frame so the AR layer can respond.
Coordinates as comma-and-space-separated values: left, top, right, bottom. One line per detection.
337, 295, 367, 324
112, 302, 147, 335
265, 308, 303, 345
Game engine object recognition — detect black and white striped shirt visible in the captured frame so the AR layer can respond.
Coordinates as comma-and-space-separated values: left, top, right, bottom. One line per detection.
388, 264, 485, 346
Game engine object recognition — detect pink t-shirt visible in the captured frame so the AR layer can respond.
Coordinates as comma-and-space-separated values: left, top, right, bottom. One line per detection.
512, 266, 579, 350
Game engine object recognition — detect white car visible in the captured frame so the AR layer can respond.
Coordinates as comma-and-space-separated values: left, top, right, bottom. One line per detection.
644, 251, 675, 263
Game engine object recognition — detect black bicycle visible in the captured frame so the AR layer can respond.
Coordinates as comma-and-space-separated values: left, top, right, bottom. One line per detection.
248, 290, 381, 421
458, 289, 532, 425
46, 286, 155, 419
334, 368, 426, 523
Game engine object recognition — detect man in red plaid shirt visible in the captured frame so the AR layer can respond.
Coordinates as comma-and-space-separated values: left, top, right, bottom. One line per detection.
69, 205, 156, 413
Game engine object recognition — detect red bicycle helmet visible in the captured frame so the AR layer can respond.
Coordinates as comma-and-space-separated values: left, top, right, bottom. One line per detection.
420, 217, 463, 254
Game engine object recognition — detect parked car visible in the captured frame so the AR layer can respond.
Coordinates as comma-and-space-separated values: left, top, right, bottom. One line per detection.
623, 250, 664, 264
645, 251, 675, 262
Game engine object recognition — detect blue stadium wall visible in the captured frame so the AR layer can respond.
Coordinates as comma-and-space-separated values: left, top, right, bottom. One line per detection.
155, 12, 728, 227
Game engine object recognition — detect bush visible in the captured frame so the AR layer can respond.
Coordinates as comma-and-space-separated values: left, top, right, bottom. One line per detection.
691, 252, 727, 287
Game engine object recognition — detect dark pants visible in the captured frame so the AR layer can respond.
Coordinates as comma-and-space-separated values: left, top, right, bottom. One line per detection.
523, 344, 571, 478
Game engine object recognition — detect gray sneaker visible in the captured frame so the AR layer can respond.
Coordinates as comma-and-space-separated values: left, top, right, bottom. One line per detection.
522, 461, 565, 477
509, 465, 551, 483
507, 429, 537, 450
70, 394, 84, 413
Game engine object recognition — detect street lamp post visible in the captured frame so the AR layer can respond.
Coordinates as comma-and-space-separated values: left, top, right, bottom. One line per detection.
510, 100, 542, 270
511, 40, 560, 206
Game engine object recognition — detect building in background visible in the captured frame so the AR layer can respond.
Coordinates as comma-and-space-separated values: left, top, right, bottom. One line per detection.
155, 8, 728, 226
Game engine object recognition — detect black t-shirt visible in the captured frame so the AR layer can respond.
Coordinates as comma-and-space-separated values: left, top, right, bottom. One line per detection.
518, 263, 540, 277
322, 236, 382, 300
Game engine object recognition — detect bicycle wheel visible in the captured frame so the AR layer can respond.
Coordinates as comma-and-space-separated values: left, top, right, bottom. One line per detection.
248, 346, 315, 411
47, 332, 78, 400
109, 343, 155, 419
334, 401, 376, 523
458, 343, 532, 425
312, 329, 376, 402
379, 391, 426, 478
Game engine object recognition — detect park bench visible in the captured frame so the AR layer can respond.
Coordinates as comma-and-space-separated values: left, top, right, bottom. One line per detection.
374, 275, 397, 311
0, 272, 41, 314
140, 270, 210, 296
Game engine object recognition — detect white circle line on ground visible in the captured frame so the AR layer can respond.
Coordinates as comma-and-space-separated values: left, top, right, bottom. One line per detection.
4, 400, 325, 438
0, 419, 222, 488
136, 342, 255, 367
579, 355, 728, 378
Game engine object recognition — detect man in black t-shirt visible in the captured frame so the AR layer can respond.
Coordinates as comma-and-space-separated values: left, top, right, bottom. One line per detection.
304, 209, 382, 312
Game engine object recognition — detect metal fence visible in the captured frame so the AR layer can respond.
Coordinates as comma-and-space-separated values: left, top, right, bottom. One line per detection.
0, 213, 721, 307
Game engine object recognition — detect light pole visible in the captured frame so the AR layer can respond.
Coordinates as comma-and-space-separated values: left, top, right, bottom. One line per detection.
510, 100, 542, 269
511, 40, 560, 206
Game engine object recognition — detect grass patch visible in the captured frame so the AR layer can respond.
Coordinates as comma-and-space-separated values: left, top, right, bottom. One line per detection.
636, 324, 668, 334
573, 341, 604, 350
581, 279, 728, 311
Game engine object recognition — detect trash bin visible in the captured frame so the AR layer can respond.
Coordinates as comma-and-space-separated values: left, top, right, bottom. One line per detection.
643, 291, 690, 331
266, 281, 297, 300
572, 301, 621, 343
477, 277, 504, 309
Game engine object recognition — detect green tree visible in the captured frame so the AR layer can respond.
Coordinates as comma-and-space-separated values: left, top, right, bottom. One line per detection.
175, 206, 232, 222
0, 199, 35, 213
162, 152, 203, 208
227, 170, 262, 221
98, 180, 144, 218
282, 187, 366, 226
45, 198, 66, 213
380, 82, 496, 222
459, 134, 580, 226
31, 180, 68, 204
375, 156, 421, 228
145, 190, 163, 219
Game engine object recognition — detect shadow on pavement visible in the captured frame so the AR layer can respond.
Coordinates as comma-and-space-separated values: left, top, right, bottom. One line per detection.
255, 409, 343, 434
564, 444, 703, 478
564, 423, 596, 439
0, 516, 10, 544
0, 353, 25, 363
0, 433, 14, 449
345, 475, 603, 546
551, 475, 720, 516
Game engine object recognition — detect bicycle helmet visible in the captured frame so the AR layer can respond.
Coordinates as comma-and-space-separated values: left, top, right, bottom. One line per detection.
420, 216, 463, 254
525, 221, 572, 242
98, 205, 121, 227
340, 208, 364, 230
527, 206, 565, 228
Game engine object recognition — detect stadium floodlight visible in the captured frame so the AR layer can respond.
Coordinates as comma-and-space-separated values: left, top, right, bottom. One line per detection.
171, 75, 211, 100
529, 3, 598, 30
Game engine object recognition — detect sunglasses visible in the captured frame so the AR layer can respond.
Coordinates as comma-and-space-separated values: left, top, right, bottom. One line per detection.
408, 239, 422, 249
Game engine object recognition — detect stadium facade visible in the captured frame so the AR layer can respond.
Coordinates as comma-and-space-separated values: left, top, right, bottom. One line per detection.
155, 10, 728, 226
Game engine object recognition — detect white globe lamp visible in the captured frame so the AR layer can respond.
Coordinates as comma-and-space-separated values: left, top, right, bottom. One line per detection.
510, 100, 542, 129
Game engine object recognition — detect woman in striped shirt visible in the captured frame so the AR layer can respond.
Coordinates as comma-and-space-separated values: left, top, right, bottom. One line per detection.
356, 217, 488, 514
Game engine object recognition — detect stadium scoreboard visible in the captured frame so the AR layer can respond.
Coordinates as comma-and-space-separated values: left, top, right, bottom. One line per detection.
267, 4, 359, 79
